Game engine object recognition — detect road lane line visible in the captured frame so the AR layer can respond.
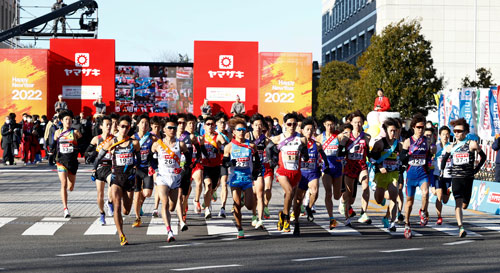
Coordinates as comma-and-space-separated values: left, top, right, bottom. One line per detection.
159, 243, 204, 248
443, 240, 474, 246
0, 217, 17, 228
372, 223, 422, 237
84, 217, 117, 235
380, 248, 423, 253
292, 256, 346, 262
171, 264, 242, 271
56, 250, 119, 257
205, 219, 238, 236
467, 219, 500, 232
22, 217, 70, 236
429, 222, 481, 237
147, 217, 178, 235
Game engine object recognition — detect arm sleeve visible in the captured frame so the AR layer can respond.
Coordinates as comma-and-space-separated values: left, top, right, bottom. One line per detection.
440, 152, 451, 171
474, 149, 487, 174
265, 141, 279, 168
400, 149, 410, 165
93, 149, 107, 170
183, 149, 192, 168
319, 149, 330, 169
84, 144, 97, 164
299, 143, 309, 161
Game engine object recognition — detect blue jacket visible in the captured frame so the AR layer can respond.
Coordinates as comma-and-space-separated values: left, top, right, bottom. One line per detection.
492, 137, 500, 163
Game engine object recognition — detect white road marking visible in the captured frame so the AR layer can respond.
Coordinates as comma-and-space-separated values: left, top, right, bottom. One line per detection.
292, 256, 346, 262
443, 240, 474, 246
147, 217, 178, 235
314, 211, 361, 236
467, 219, 500, 232
372, 223, 422, 237
380, 248, 424, 253
84, 217, 117, 235
22, 217, 70, 236
0, 217, 16, 228
430, 222, 481, 237
159, 243, 204, 248
171, 264, 242, 271
205, 219, 238, 236
56, 250, 119, 257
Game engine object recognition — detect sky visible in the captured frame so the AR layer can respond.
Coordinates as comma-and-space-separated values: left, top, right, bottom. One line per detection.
19, 0, 322, 62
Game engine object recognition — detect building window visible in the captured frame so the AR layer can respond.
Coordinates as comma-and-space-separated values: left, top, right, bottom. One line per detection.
337, 47, 343, 60
359, 34, 365, 51
332, 50, 336, 61
351, 39, 356, 55
336, 4, 339, 25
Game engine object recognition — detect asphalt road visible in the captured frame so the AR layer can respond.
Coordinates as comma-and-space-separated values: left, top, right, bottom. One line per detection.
1, 162, 500, 272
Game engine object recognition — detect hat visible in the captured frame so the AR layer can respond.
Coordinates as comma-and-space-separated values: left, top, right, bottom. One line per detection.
58, 94, 63, 98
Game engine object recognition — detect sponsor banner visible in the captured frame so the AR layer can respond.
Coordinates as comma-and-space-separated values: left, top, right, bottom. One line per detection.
415, 179, 500, 215
258, 52, 312, 118
49, 39, 115, 117
0, 49, 48, 124
489, 86, 500, 136
193, 41, 258, 116
477, 88, 492, 140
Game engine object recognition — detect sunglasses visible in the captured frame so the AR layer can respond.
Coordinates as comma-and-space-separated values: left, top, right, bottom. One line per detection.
415, 126, 424, 129
167, 126, 177, 130
453, 129, 464, 133
235, 127, 246, 132
177, 121, 185, 125
287, 122, 298, 127
205, 123, 215, 127
119, 124, 129, 129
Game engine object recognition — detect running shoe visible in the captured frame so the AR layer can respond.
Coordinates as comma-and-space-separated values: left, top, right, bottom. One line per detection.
389, 222, 397, 232
237, 229, 245, 239
290, 211, 295, 222
404, 226, 412, 239
348, 206, 356, 217
219, 207, 226, 218
63, 208, 71, 218
99, 212, 106, 226
329, 218, 337, 230
293, 222, 300, 237
277, 211, 284, 231
152, 209, 159, 218
167, 230, 175, 242
397, 212, 404, 224
419, 209, 428, 226
436, 217, 443, 225
120, 235, 128, 246
382, 217, 390, 228
255, 220, 263, 230
311, 205, 316, 213
212, 191, 217, 202
300, 205, 306, 216
283, 216, 291, 233
140, 207, 144, 217
180, 221, 188, 232
252, 215, 258, 227
193, 200, 201, 214
338, 200, 346, 216
107, 201, 114, 216
344, 218, 352, 227
204, 207, 212, 219
305, 206, 314, 222
358, 213, 372, 224
459, 226, 467, 238
263, 207, 270, 219
132, 217, 142, 228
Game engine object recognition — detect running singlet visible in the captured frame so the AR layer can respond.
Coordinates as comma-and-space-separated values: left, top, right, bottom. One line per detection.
407, 136, 429, 180
249, 133, 268, 164
228, 140, 253, 184
134, 132, 153, 169
322, 132, 341, 163
96, 135, 113, 166
113, 141, 134, 169
347, 133, 368, 162
157, 140, 183, 177
450, 141, 475, 178
57, 129, 77, 161
278, 134, 302, 171
434, 143, 452, 178
201, 133, 222, 167
379, 138, 400, 172
301, 140, 319, 174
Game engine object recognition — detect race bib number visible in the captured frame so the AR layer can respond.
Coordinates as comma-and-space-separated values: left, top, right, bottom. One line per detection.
348, 152, 363, 161
140, 150, 149, 161
301, 161, 316, 170
324, 147, 337, 156
116, 153, 133, 166
235, 158, 250, 168
409, 154, 425, 166
206, 146, 217, 159
383, 160, 399, 171
453, 153, 469, 165
59, 143, 73, 154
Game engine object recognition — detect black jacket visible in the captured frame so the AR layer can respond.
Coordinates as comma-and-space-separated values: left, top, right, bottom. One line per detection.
1, 123, 15, 148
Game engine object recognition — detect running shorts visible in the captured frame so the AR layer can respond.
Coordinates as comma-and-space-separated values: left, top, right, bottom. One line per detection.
134, 167, 154, 192
344, 160, 367, 179
203, 166, 220, 189
405, 177, 429, 197
96, 165, 112, 182
374, 171, 398, 190
298, 171, 321, 191
452, 177, 474, 205
276, 168, 301, 188
324, 160, 343, 179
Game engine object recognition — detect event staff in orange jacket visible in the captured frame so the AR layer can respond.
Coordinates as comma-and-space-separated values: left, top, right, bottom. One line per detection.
373, 88, 390, 112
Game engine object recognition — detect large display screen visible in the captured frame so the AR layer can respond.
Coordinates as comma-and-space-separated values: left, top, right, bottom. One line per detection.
115, 63, 193, 114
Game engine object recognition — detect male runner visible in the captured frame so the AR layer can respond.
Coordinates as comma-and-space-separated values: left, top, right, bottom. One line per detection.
433, 126, 452, 225
214, 112, 231, 218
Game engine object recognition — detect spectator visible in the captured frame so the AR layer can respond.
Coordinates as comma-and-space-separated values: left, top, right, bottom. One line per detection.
492, 135, 500, 182
21, 115, 35, 165
1, 116, 15, 165
271, 117, 282, 136
200, 99, 212, 118
55, 94, 68, 113
93, 95, 106, 117
230, 95, 245, 115
373, 88, 390, 112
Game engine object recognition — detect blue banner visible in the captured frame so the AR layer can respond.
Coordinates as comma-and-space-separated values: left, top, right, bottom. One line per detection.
459, 88, 476, 134
489, 87, 500, 136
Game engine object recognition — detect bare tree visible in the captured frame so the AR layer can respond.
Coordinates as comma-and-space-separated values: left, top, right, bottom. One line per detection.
154, 50, 191, 63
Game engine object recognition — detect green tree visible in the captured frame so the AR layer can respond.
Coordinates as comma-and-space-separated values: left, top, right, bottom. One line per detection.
355, 19, 443, 118
461, 67, 496, 88
315, 60, 359, 119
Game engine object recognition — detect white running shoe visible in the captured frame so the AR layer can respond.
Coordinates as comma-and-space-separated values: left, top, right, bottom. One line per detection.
63, 208, 71, 218
218, 207, 226, 218
338, 201, 345, 216
180, 221, 188, 232
167, 230, 175, 242
204, 207, 212, 219
255, 219, 263, 230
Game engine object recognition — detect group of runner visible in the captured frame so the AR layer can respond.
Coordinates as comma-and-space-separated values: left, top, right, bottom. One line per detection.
49, 109, 487, 245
